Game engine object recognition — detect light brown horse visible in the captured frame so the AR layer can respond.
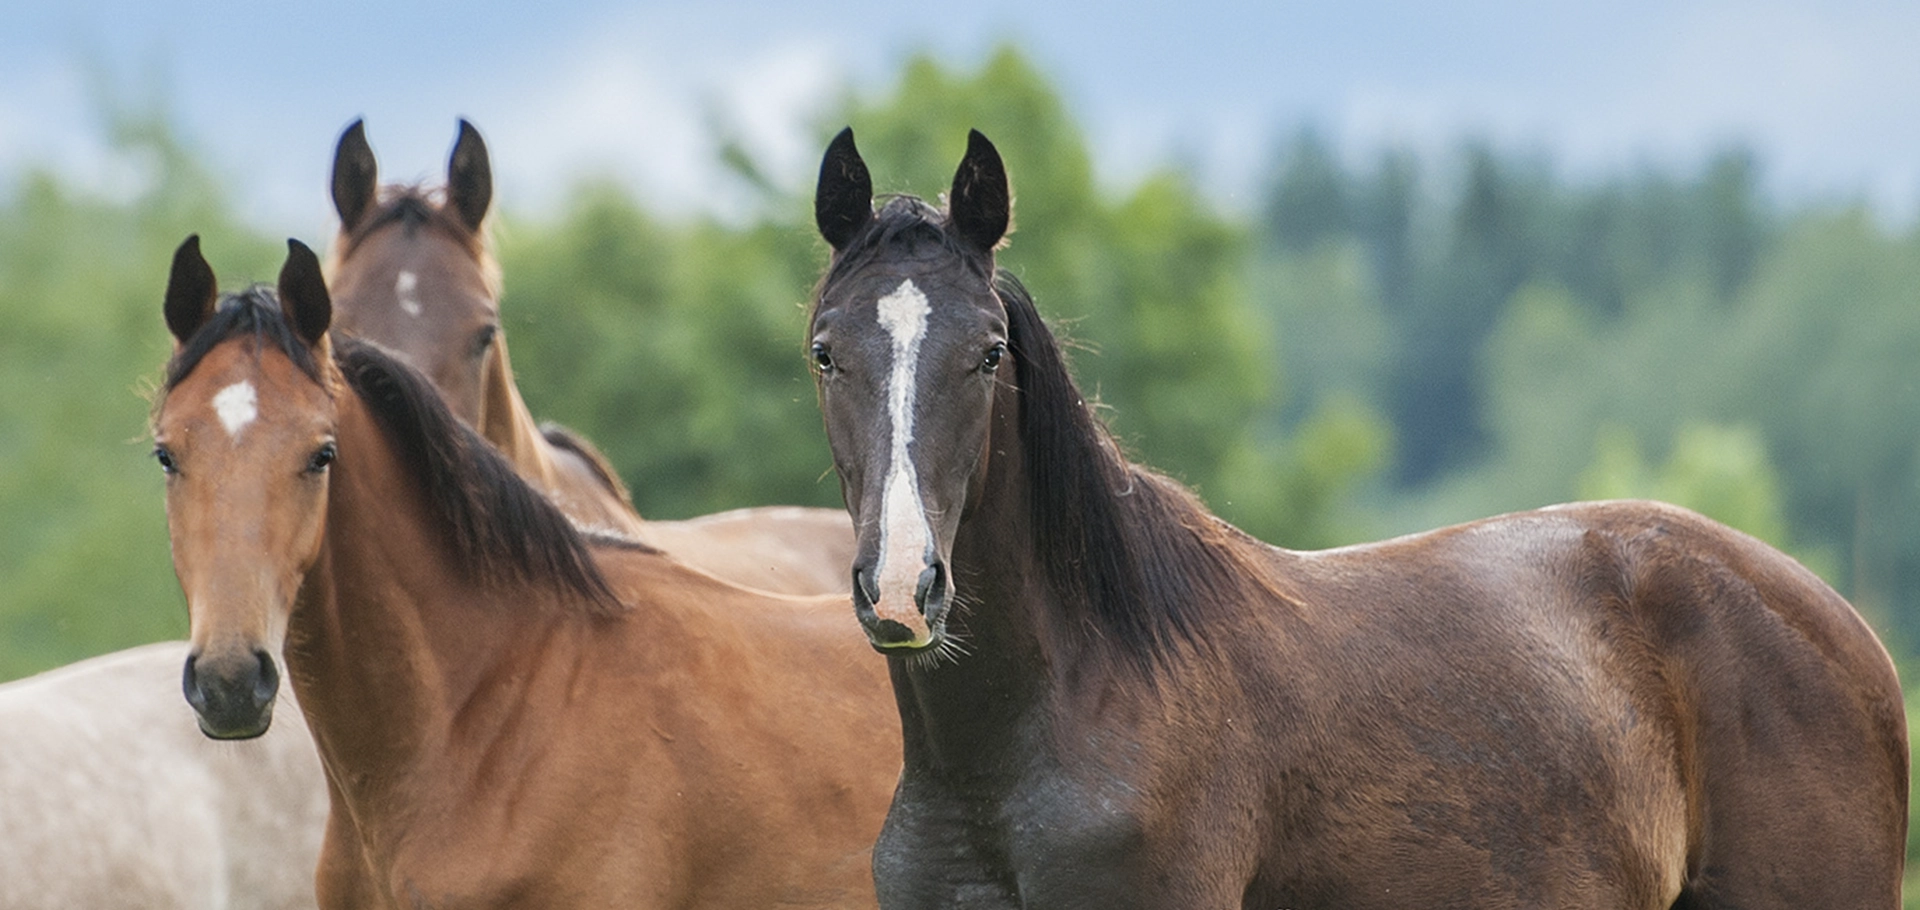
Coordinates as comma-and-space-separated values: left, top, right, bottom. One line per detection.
807, 128, 1908, 908
154, 236, 898, 908
325, 119, 853, 594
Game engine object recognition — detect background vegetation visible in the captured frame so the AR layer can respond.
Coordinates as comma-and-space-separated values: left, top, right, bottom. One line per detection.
3, 45, 1917, 891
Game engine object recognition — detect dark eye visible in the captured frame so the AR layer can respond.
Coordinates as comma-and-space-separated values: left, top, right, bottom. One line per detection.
153, 445, 178, 475
811, 342, 834, 373
981, 343, 1006, 373
473, 324, 499, 357
306, 442, 337, 474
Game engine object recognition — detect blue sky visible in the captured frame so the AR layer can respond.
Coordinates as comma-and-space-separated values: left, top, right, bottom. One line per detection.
4, 1, 1916, 231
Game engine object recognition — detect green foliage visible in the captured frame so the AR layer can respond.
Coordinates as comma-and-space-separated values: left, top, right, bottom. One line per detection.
497, 188, 842, 519
0, 114, 281, 679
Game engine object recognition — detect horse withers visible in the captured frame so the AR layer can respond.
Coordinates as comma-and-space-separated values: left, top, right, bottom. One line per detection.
806, 127, 1908, 909
154, 236, 899, 908
325, 119, 854, 594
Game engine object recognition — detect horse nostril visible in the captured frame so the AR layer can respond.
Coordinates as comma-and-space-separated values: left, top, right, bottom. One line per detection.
915, 563, 947, 615
253, 650, 279, 709
854, 566, 881, 607
181, 654, 203, 709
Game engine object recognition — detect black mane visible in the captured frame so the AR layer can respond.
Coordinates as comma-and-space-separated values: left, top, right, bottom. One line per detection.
818, 196, 992, 299
164, 289, 322, 390
163, 293, 627, 615
997, 271, 1265, 663
335, 337, 630, 615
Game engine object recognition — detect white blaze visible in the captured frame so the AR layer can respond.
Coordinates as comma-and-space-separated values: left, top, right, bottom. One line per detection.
396, 270, 422, 317
874, 280, 933, 617
212, 381, 258, 439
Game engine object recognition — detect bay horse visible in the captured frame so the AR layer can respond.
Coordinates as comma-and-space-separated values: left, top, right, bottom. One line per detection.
325, 119, 853, 594
0, 642, 326, 910
153, 236, 898, 908
807, 128, 1909, 909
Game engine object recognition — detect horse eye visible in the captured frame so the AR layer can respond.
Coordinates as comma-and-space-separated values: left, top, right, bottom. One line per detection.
811, 343, 834, 373
153, 445, 178, 475
473, 324, 499, 356
306, 442, 337, 474
981, 343, 1006, 373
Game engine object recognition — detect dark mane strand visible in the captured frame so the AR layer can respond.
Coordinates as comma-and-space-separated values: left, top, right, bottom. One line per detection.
540, 422, 638, 505
164, 288, 322, 390
818, 195, 992, 300
334, 337, 629, 616
998, 270, 1266, 666
339, 187, 482, 258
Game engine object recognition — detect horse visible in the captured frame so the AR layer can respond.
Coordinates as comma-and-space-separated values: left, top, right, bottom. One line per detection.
152, 235, 899, 908
0, 641, 326, 910
806, 127, 1909, 909
324, 119, 854, 595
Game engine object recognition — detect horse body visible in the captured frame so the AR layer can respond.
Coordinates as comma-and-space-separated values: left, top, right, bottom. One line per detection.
0, 642, 326, 910
325, 120, 852, 595
808, 130, 1907, 908
153, 241, 897, 909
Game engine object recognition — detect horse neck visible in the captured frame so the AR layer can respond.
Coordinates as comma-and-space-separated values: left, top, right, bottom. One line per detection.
476, 338, 562, 488
287, 387, 575, 804
891, 387, 1082, 781
477, 338, 647, 533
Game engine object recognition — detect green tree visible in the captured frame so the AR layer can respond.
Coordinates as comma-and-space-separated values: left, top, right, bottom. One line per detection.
0, 111, 280, 678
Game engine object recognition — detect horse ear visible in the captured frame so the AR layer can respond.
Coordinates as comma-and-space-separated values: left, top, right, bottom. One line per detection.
331, 119, 378, 232
949, 129, 1010, 253
815, 127, 873, 250
448, 119, 493, 232
164, 235, 219, 345
278, 239, 332, 347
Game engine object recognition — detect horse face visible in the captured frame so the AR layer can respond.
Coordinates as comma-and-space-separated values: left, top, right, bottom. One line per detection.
811, 129, 1011, 653
329, 119, 500, 428
156, 239, 335, 739
329, 226, 499, 426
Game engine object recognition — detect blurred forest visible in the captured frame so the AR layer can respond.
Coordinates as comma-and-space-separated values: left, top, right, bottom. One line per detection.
3, 46, 1918, 878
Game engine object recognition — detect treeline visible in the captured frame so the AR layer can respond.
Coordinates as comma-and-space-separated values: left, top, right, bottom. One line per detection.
2, 45, 1916, 686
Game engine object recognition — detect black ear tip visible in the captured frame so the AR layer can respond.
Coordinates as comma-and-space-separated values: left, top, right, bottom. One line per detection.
456, 118, 484, 143
286, 237, 313, 260
177, 234, 202, 255
966, 129, 1001, 162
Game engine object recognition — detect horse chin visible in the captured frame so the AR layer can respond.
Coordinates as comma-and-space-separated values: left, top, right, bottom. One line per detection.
193, 700, 276, 741
866, 623, 943, 655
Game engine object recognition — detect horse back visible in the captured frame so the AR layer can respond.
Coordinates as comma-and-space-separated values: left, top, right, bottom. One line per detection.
1255, 499, 1904, 907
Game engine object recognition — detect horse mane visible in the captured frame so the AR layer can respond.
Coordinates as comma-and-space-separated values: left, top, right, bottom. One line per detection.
997, 272, 1267, 664
162, 288, 323, 391
814, 196, 1266, 665
817, 196, 990, 299
334, 336, 630, 616
539, 422, 637, 504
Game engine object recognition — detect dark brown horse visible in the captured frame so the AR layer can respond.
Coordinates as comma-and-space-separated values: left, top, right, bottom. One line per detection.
154, 236, 897, 908
326, 119, 854, 594
807, 128, 1908, 909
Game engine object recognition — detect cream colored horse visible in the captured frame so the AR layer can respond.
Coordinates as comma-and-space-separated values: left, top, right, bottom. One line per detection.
0, 642, 327, 909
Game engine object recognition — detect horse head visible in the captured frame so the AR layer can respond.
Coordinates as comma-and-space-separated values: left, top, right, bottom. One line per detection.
809, 128, 1012, 654
153, 236, 335, 739
327, 118, 500, 428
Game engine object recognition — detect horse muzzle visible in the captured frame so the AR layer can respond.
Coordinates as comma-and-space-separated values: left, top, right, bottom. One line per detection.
182, 648, 280, 740
852, 561, 950, 652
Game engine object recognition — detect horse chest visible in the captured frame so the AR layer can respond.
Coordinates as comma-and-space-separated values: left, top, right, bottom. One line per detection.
877, 766, 1202, 910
